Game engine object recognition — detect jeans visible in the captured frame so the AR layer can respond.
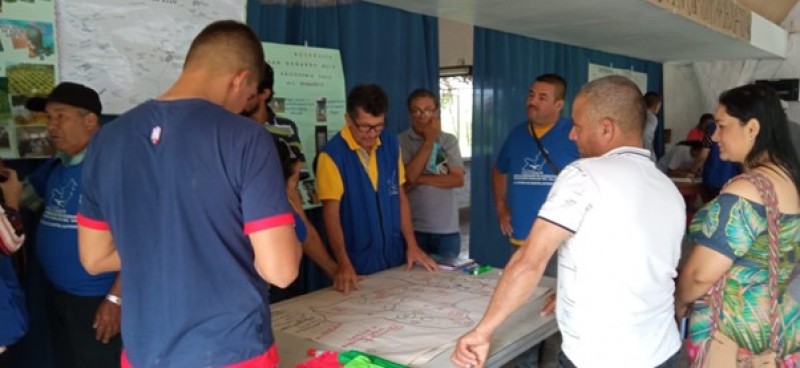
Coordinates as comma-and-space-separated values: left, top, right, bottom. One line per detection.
414, 231, 461, 259
557, 349, 680, 368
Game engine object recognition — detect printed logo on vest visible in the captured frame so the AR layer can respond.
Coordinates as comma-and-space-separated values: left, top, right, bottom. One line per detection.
388, 170, 399, 195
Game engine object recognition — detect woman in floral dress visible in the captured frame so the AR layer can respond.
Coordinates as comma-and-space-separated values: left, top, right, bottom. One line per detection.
676, 84, 800, 367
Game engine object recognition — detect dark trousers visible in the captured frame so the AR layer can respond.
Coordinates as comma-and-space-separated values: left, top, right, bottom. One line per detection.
0, 349, 12, 368
557, 349, 680, 368
414, 231, 462, 259
46, 288, 121, 368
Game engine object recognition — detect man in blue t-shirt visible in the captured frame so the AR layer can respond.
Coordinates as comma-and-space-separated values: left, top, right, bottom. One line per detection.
493, 73, 579, 262
24, 81, 122, 368
76, 21, 301, 368
492, 74, 579, 367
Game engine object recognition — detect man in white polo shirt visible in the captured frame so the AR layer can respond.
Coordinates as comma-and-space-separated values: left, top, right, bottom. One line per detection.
452, 75, 684, 368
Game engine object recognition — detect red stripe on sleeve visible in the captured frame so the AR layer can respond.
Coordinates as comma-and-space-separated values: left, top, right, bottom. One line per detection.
243, 213, 294, 235
77, 213, 110, 231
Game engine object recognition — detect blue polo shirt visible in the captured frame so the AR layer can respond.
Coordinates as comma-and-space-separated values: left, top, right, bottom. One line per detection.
78, 99, 294, 368
495, 118, 579, 242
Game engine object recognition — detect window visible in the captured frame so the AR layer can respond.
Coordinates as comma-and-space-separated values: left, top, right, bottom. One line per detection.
439, 70, 473, 159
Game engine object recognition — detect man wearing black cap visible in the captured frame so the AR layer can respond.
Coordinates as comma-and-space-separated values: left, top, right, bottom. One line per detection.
23, 82, 121, 368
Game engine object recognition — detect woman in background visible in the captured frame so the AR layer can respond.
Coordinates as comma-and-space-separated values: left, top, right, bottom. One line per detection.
687, 113, 714, 142
0, 169, 28, 368
677, 84, 800, 366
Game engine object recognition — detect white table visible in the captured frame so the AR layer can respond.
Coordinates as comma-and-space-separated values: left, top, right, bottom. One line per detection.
272, 270, 558, 367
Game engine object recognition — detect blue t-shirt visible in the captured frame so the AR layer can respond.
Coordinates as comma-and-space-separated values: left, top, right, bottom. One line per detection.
495, 118, 579, 241
293, 211, 307, 243
0, 255, 26, 346
78, 99, 294, 368
29, 157, 116, 296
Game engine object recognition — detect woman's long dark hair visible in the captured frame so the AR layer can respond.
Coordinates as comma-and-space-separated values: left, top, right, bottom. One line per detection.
719, 84, 800, 195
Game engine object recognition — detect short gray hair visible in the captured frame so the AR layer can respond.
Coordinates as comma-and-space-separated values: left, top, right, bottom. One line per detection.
577, 76, 646, 136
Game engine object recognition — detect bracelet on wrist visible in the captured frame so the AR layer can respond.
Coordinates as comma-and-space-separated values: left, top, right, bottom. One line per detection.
105, 294, 122, 306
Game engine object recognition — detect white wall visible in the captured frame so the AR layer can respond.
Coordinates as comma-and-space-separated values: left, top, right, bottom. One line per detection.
439, 18, 474, 209
753, 7, 800, 122
664, 4, 800, 136
439, 18, 473, 67
753, 4, 800, 81
663, 63, 708, 145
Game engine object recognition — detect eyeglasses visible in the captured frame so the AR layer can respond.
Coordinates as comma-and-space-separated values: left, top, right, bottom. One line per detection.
410, 108, 437, 117
351, 121, 385, 133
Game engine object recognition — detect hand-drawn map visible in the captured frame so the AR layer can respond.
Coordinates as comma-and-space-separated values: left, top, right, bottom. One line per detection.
57, 0, 246, 115
271, 269, 549, 365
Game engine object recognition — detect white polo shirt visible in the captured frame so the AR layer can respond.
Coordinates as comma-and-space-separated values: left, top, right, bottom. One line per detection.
538, 146, 684, 368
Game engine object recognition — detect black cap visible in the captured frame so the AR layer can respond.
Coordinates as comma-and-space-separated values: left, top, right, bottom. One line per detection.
25, 82, 102, 116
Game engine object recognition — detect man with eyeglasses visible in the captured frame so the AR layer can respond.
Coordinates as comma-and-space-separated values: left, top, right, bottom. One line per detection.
398, 88, 464, 260
316, 84, 438, 294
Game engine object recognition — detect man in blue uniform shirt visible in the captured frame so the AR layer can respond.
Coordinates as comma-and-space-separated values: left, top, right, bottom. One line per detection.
76, 21, 301, 368
493, 73, 579, 266
491, 73, 579, 367
24, 81, 122, 368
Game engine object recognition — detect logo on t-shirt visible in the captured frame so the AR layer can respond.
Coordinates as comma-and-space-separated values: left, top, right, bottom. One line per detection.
513, 153, 557, 186
42, 178, 79, 229
151, 126, 162, 145
521, 153, 546, 173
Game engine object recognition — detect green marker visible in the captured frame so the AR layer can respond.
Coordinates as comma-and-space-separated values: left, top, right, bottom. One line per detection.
338, 350, 408, 368
472, 265, 493, 275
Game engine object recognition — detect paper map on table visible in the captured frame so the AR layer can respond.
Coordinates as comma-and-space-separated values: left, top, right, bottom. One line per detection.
271, 268, 548, 366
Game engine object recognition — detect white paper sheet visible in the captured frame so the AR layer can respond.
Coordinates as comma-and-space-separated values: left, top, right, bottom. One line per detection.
271, 268, 548, 366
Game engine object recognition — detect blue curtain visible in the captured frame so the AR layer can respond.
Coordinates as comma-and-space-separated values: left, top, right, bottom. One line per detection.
247, 0, 439, 134
470, 27, 663, 267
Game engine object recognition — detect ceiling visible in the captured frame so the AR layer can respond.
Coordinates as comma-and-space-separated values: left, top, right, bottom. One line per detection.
363, 0, 792, 62
739, 0, 798, 24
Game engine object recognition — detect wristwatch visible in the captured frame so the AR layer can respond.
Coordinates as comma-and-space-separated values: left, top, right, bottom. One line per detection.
105, 294, 122, 306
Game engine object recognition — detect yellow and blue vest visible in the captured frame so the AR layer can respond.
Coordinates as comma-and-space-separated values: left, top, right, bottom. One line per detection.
321, 131, 405, 275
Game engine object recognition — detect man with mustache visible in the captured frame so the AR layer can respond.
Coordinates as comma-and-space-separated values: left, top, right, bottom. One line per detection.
491, 73, 579, 367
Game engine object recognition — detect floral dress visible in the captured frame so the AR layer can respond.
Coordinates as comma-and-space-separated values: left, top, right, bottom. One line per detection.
687, 194, 800, 366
